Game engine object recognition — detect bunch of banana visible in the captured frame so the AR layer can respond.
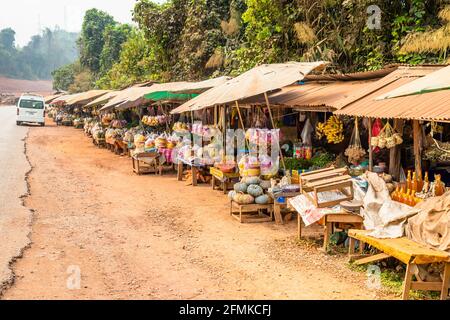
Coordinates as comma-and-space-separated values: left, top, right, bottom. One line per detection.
316, 122, 325, 139
316, 116, 344, 144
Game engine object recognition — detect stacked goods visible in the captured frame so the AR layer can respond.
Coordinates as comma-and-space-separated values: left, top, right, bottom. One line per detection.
228, 176, 272, 205
245, 128, 279, 146
191, 124, 220, 138
91, 123, 105, 141
316, 115, 344, 144
111, 119, 127, 129
172, 122, 189, 133
371, 121, 403, 149
102, 113, 116, 126
73, 118, 84, 128
134, 134, 146, 149
142, 115, 170, 127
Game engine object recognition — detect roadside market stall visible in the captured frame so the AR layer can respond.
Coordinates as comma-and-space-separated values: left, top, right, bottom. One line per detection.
171, 61, 334, 222
327, 65, 450, 298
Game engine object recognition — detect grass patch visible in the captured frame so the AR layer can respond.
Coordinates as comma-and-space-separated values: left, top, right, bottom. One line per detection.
348, 262, 441, 300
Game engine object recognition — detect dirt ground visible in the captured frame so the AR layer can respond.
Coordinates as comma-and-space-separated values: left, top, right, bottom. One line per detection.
2, 121, 396, 300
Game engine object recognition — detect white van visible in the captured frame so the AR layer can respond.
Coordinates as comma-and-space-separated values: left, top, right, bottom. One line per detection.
16, 94, 46, 126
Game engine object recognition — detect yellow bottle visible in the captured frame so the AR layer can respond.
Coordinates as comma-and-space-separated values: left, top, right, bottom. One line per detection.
417, 171, 423, 192
435, 174, 445, 196
392, 186, 400, 201
406, 170, 412, 191
412, 172, 418, 192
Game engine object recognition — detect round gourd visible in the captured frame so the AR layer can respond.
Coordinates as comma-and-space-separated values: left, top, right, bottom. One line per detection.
242, 176, 260, 185
234, 182, 248, 193
247, 184, 263, 197
255, 195, 270, 205
259, 180, 271, 190
228, 190, 237, 200
233, 192, 254, 204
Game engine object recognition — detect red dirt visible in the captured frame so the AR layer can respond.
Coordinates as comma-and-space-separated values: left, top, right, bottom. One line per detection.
0, 76, 53, 97
2, 121, 396, 300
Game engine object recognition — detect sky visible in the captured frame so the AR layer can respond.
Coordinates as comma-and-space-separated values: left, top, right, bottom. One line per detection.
0, 0, 159, 47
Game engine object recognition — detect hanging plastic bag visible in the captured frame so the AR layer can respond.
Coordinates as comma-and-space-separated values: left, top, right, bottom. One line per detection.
345, 118, 366, 165
301, 118, 314, 146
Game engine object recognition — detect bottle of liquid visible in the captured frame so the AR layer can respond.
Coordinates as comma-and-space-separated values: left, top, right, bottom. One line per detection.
435, 174, 445, 196
391, 186, 400, 201
406, 170, 412, 191
408, 190, 417, 207
412, 172, 418, 192
401, 186, 409, 204
423, 171, 430, 193
417, 171, 424, 192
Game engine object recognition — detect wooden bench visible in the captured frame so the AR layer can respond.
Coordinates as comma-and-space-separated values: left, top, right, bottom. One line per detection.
348, 229, 450, 300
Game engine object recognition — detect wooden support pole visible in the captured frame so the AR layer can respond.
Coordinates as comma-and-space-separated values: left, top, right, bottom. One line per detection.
368, 117, 373, 172
264, 92, 285, 171
235, 101, 245, 131
413, 120, 422, 175
389, 119, 404, 180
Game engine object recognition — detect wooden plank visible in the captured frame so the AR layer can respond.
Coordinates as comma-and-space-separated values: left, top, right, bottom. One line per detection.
354, 253, 391, 265
441, 263, 450, 300
301, 168, 347, 182
410, 281, 443, 291
349, 229, 450, 265
300, 166, 335, 177
402, 263, 414, 300
325, 213, 363, 223
305, 175, 352, 189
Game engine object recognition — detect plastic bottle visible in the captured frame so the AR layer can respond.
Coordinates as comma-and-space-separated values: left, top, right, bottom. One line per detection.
417, 171, 424, 192
406, 170, 412, 191
412, 172, 418, 192
391, 186, 400, 201
435, 174, 445, 196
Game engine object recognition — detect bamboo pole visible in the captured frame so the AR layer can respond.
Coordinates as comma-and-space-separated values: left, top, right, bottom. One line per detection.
368, 117, 373, 172
264, 92, 286, 171
413, 120, 422, 175
235, 101, 245, 131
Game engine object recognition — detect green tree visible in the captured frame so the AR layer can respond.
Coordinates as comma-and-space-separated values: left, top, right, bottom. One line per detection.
0, 28, 16, 50
52, 63, 76, 91
78, 8, 116, 74
97, 30, 160, 89
100, 24, 133, 75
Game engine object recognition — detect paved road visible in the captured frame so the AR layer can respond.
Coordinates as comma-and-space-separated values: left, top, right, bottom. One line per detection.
0, 106, 32, 294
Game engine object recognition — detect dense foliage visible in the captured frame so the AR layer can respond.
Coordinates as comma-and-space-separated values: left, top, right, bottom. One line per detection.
0, 27, 78, 80
54, 0, 450, 91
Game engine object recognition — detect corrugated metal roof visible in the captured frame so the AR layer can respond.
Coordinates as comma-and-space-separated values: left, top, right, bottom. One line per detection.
85, 91, 119, 108
65, 90, 111, 106
239, 81, 371, 111
334, 66, 450, 121
376, 65, 450, 100
171, 61, 328, 114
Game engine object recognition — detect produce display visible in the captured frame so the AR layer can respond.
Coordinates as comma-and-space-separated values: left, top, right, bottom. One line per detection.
316, 116, 344, 144
142, 115, 170, 127
284, 151, 335, 172
423, 139, 450, 162
370, 122, 403, 149
111, 119, 127, 129
102, 113, 116, 125
172, 122, 190, 133
228, 176, 272, 205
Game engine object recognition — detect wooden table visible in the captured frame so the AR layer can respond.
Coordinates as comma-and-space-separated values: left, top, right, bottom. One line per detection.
268, 191, 301, 225
230, 200, 273, 223
177, 158, 207, 187
297, 210, 364, 251
210, 167, 240, 194
348, 229, 450, 300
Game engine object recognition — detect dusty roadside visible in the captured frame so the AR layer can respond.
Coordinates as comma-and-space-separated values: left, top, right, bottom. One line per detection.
2, 121, 395, 300
0, 106, 33, 296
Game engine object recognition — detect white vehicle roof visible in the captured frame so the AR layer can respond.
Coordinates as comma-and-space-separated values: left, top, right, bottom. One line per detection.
19, 94, 45, 101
